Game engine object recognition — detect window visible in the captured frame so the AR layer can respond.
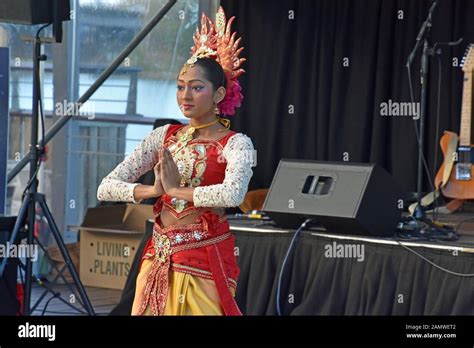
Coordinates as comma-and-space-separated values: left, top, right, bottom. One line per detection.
2, 0, 218, 244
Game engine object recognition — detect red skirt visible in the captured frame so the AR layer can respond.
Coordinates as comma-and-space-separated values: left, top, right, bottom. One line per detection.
132, 198, 242, 316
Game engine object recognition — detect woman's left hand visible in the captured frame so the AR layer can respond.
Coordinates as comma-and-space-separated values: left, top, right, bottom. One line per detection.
159, 148, 182, 195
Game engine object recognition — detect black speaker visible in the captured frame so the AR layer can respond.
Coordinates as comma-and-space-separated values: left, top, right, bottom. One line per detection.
263, 160, 402, 237
0, 216, 20, 315
0, 0, 70, 25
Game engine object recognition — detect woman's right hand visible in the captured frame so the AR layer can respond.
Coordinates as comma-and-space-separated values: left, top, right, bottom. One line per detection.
153, 160, 164, 196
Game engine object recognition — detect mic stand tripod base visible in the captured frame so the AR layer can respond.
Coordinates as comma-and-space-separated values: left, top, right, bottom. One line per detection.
413, 203, 427, 221
410, 204, 458, 241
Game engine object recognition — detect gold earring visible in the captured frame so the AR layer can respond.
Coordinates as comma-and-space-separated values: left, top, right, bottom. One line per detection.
214, 103, 220, 115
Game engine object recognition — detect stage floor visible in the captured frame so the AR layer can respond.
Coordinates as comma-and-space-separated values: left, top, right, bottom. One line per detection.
435, 206, 474, 242
30, 284, 121, 316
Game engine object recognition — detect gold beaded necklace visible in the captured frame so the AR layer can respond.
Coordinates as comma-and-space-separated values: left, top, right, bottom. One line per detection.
178, 118, 219, 145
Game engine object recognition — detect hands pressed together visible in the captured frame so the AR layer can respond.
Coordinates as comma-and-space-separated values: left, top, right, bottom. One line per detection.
153, 147, 181, 196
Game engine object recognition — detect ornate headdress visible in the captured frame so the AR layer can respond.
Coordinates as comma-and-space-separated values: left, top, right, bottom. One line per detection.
182, 6, 246, 118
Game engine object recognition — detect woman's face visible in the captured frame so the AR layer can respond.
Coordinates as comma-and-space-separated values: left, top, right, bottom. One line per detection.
177, 65, 216, 119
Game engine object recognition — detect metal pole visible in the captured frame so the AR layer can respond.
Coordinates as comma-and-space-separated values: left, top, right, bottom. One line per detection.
24, 36, 42, 315
413, 39, 431, 220
8, 0, 177, 182
0, 46, 9, 215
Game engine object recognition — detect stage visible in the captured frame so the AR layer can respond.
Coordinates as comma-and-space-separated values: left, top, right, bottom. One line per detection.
230, 209, 474, 316
26, 208, 474, 316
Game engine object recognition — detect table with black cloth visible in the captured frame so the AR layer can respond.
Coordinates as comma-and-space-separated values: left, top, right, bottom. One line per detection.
231, 219, 474, 316
109, 216, 474, 315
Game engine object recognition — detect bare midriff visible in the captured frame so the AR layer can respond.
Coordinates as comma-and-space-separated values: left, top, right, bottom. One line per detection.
159, 206, 226, 228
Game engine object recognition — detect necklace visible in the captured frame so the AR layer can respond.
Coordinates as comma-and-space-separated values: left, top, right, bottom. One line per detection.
171, 118, 218, 204
178, 118, 219, 144
170, 117, 227, 212
190, 118, 219, 130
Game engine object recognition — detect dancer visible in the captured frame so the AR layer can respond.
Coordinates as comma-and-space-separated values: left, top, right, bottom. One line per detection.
97, 6, 253, 315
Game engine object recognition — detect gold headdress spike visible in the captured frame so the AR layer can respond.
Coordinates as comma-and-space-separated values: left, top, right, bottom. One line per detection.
181, 7, 246, 118
183, 7, 246, 77
214, 7, 246, 80
182, 14, 218, 71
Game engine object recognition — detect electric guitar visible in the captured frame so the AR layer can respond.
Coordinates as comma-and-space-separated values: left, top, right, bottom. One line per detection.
435, 44, 474, 199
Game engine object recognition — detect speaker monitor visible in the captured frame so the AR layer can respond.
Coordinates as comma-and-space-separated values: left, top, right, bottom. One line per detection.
263, 160, 402, 237
0, 0, 70, 25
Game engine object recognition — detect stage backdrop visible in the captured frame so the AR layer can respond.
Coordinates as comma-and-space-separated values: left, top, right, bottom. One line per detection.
221, 0, 474, 193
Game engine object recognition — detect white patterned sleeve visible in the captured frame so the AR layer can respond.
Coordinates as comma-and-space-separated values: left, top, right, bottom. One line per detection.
97, 124, 170, 203
193, 133, 255, 207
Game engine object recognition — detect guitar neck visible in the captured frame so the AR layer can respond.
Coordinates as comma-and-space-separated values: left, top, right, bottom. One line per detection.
460, 70, 473, 147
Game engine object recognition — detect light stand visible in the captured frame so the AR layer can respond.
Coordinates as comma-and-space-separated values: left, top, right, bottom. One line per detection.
0, 26, 95, 315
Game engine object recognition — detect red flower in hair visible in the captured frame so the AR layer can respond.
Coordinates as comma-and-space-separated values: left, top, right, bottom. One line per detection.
219, 79, 243, 116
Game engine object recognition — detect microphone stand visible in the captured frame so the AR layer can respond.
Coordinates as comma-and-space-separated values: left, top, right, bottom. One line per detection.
403, 1, 462, 240
406, 0, 438, 220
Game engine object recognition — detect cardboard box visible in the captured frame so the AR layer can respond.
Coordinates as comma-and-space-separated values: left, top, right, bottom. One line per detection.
79, 204, 154, 290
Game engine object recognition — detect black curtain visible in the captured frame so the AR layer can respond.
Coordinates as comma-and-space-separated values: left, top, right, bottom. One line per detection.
221, 0, 474, 193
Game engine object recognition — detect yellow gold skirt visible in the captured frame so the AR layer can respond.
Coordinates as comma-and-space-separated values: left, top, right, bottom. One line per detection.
131, 258, 235, 315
